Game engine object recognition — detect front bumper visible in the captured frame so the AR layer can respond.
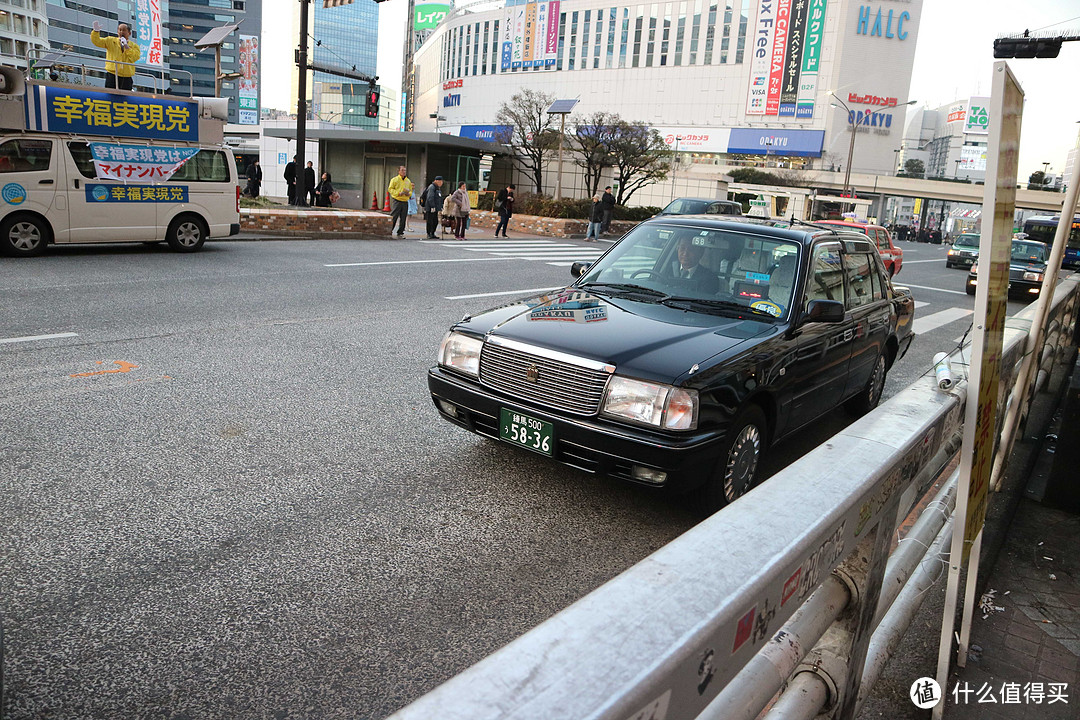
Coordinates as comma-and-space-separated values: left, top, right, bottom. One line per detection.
428, 366, 725, 491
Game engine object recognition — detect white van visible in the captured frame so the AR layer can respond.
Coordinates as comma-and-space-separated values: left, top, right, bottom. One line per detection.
0, 133, 240, 256
0, 66, 240, 257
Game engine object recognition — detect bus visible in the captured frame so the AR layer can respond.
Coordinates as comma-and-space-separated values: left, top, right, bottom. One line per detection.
1022, 215, 1080, 269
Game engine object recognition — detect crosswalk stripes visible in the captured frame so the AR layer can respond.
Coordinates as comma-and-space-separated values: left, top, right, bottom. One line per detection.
419, 238, 606, 266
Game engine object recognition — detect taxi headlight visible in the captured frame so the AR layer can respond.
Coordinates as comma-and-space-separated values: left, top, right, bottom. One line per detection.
601, 376, 698, 430
948, 248, 956, 256
438, 331, 483, 377
1023, 271, 1043, 282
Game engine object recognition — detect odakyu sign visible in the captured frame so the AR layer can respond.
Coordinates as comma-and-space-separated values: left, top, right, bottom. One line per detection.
727, 128, 825, 157
855, 5, 911, 40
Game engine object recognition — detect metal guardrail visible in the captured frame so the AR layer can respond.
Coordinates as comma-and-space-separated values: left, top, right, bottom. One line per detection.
24, 48, 193, 97
387, 274, 1080, 720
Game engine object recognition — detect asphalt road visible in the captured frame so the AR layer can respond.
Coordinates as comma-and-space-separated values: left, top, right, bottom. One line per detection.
0, 234, 1034, 719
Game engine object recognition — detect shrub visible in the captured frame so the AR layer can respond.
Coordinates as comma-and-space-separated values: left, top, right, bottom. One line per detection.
513, 192, 659, 221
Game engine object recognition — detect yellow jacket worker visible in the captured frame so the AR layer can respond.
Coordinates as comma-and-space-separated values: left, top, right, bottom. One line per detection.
91, 20, 141, 91
387, 166, 413, 238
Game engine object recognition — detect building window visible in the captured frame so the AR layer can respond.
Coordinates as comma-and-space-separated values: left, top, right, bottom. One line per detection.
660, 6, 670, 66
14, 14, 26, 34
674, 2, 685, 65
736, 13, 746, 63
721, 5, 731, 63
619, 8, 628, 68
568, 11, 577, 70
645, 7, 656, 67
482, 21, 488, 74
703, 3, 716, 64
492, 20, 500, 72
632, 10, 642, 68
582, 10, 590, 67
593, 7, 603, 68
473, 21, 479, 75
606, 8, 616, 68
689, 0, 700, 64
556, 12, 565, 70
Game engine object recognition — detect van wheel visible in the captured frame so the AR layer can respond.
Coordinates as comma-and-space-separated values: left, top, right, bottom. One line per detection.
0, 214, 49, 257
696, 405, 767, 513
166, 215, 207, 252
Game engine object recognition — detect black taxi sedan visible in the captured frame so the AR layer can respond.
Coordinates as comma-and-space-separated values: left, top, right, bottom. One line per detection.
966, 238, 1050, 297
428, 217, 915, 511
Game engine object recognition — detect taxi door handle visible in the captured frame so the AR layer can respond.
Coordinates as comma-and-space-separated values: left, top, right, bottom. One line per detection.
38, 178, 53, 185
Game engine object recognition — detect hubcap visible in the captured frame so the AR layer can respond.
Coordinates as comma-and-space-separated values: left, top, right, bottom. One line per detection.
723, 422, 761, 501
10, 222, 41, 251
176, 222, 201, 247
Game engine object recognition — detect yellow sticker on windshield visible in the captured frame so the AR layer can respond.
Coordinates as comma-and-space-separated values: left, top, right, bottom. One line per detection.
750, 300, 783, 317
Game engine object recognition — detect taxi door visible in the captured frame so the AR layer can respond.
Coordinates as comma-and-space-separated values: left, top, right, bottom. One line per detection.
62, 140, 160, 242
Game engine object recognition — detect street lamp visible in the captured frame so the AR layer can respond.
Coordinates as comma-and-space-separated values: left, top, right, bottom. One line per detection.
894, 148, 901, 175
954, 159, 962, 179
828, 91, 917, 205
670, 136, 682, 202
429, 112, 446, 132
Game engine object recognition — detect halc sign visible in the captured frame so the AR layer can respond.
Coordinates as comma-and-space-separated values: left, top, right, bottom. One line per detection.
855, 5, 910, 39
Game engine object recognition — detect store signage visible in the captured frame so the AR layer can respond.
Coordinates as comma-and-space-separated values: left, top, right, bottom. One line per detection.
458, 124, 511, 141
847, 109, 894, 129
745, 0, 777, 116
443, 79, 463, 90
947, 104, 966, 124
414, 2, 449, 31
848, 93, 898, 107
778, 0, 808, 117
964, 96, 991, 135
959, 145, 987, 173
727, 128, 824, 157
855, 5, 911, 39
796, 0, 827, 119
765, 0, 791, 116
750, 0, 828, 119
443, 93, 461, 107
238, 35, 259, 126
653, 126, 731, 154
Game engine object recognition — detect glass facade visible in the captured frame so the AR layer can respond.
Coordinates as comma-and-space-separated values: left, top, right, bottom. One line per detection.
312, 0, 378, 129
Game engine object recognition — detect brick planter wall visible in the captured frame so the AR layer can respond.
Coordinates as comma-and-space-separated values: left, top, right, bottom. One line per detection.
241, 208, 393, 238
240, 207, 639, 239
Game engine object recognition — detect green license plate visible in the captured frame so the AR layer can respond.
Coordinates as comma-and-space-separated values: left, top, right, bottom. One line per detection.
499, 408, 554, 457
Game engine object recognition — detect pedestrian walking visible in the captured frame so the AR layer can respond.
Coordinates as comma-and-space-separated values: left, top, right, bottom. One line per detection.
421, 176, 445, 239
244, 159, 262, 198
584, 194, 604, 241
450, 182, 471, 240
388, 165, 413, 238
315, 171, 335, 207
284, 155, 297, 204
90, 21, 140, 90
494, 183, 515, 237
600, 185, 616, 233
304, 161, 317, 206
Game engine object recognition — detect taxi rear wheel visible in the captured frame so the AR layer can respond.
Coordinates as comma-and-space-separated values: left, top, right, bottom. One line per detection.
846, 352, 887, 416
697, 405, 767, 513
0, 214, 49, 257
166, 215, 207, 253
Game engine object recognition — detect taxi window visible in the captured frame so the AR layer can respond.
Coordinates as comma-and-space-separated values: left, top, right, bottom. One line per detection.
0, 138, 52, 173
806, 243, 845, 305
873, 228, 891, 251
844, 252, 876, 308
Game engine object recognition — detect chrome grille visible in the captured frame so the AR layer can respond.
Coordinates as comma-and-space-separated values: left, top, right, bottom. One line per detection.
479, 340, 611, 416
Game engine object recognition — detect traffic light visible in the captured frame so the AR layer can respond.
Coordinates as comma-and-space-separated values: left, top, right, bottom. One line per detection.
993, 37, 1062, 59
365, 87, 380, 118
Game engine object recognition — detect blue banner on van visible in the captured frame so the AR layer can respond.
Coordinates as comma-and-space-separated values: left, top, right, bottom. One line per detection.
85, 184, 189, 203
26, 86, 199, 143
726, 129, 825, 157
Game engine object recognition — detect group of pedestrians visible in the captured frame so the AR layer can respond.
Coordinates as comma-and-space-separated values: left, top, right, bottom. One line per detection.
281, 156, 336, 207
392, 168, 516, 241
584, 186, 617, 241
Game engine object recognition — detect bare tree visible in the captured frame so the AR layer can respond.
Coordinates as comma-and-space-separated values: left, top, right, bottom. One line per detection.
494, 89, 560, 194
608, 121, 670, 205
570, 111, 618, 197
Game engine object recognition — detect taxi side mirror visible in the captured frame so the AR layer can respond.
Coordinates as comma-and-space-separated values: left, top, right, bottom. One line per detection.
570, 261, 591, 278
805, 299, 846, 323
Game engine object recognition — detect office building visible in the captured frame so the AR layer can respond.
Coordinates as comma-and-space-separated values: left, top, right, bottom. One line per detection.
0, 0, 49, 69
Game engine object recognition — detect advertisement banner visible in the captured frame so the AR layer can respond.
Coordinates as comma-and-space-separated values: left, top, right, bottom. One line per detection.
523, 1, 537, 66
727, 128, 825, 157
745, 0, 778, 115
964, 96, 991, 135
947, 104, 966, 124
765, 0, 791, 116
546, 0, 560, 64
779, 0, 808, 117
414, 2, 449, 31
500, 6, 513, 71
30, 86, 199, 142
135, 0, 164, 66
238, 35, 259, 125
85, 184, 189, 203
653, 127, 732, 154
533, 1, 548, 67
959, 145, 987, 173
89, 142, 198, 182
795, 0, 828, 119
512, 4, 526, 68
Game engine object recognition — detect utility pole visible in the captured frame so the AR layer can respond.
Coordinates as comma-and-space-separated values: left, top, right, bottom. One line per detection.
294, 0, 311, 206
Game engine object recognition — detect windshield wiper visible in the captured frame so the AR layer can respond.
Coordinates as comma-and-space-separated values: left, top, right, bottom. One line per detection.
659, 296, 780, 319
578, 282, 668, 298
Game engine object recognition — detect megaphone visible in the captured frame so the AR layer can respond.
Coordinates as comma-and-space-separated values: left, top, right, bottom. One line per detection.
0, 67, 25, 96
196, 96, 229, 121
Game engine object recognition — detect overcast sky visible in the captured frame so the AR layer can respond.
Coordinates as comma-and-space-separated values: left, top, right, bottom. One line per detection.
262, 0, 1080, 179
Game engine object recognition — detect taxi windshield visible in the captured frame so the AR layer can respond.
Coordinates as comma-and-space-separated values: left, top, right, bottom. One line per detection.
954, 234, 980, 248
577, 223, 801, 320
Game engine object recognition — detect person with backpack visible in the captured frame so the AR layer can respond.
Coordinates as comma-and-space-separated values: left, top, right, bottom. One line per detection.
421, 176, 444, 239
494, 183, 515, 238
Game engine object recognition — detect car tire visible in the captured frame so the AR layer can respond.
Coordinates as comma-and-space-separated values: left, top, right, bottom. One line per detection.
698, 405, 767, 513
846, 352, 887, 416
966, 283, 976, 296
0, 213, 49, 257
166, 215, 207, 253
945, 261, 953, 269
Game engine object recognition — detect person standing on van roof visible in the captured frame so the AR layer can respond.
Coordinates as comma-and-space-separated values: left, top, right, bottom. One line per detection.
91, 21, 140, 91
304, 161, 317, 206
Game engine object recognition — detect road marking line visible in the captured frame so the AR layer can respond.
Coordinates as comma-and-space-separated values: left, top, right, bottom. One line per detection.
482, 250, 604, 257
903, 259, 948, 264
418, 239, 557, 245
914, 301, 930, 308
896, 282, 969, 296
70, 360, 139, 378
913, 307, 974, 335
445, 287, 560, 300
324, 258, 512, 267
0, 332, 79, 344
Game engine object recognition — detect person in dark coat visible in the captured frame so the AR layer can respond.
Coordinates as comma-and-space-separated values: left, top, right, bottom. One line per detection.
304, 161, 317, 205
283, 155, 297, 204
584, 194, 605, 241
315, 171, 335, 207
494, 183, 515, 237
422, 176, 445, 239
600, 186, 616, 233
245, 159, 262, 198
